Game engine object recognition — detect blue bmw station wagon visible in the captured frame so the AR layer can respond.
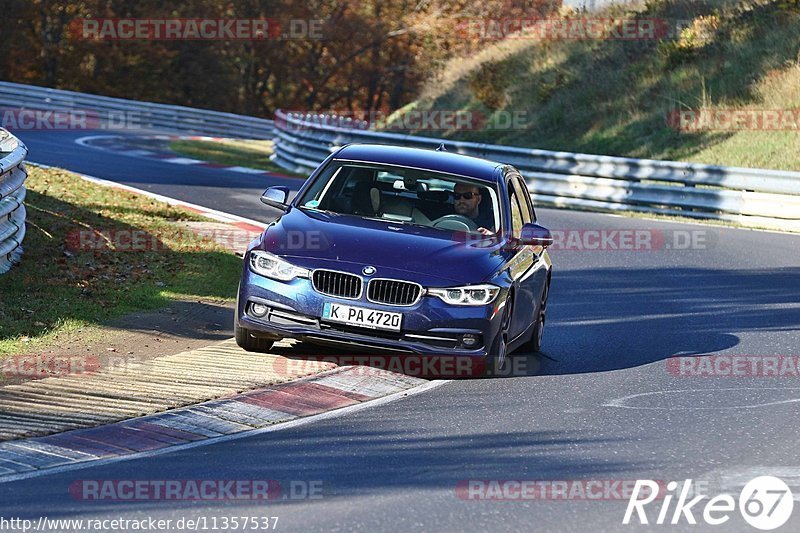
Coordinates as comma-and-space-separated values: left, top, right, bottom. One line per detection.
235, 144, 553, 373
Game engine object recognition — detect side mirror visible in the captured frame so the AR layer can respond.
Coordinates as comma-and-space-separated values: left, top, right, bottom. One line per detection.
260, 186, 290, 211
519, 223, 553, 247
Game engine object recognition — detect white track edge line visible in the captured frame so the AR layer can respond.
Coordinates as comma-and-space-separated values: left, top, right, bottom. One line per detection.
27, 161, 268, 229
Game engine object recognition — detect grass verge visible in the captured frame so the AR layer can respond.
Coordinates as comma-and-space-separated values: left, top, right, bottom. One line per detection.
0, 165, 243, 357
393, 0, 800, 171
169, 138, 307, 178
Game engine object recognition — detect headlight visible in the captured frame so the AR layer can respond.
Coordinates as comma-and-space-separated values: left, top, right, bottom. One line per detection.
427, 284, 500, 306
249, 251, 309, 281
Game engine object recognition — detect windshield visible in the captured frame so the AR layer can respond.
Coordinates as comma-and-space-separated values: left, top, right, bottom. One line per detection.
296, 162, 500, 234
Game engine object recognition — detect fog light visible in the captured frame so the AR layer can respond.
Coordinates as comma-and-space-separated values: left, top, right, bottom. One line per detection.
250, 303, 268, 318
462, 334, 479, 348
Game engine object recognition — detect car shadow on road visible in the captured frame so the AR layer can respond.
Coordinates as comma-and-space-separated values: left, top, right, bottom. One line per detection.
536, 266, 800, 376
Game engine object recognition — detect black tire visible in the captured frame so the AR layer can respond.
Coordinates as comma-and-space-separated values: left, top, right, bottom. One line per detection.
519, 281, 548, 354
235, 322, 276, 352
483, 293, 513, 377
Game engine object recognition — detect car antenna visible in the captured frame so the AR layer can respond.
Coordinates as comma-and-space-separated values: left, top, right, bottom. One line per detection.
436, 143, 447, 152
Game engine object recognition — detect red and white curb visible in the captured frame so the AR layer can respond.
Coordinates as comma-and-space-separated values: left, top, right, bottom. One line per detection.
74, 134, 299, 179
0, 367, 440, 483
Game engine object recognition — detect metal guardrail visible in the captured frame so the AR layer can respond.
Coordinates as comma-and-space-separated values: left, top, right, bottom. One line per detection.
272, 110, 800, 232
0, 128, 28, 275
0, 81, 274, 139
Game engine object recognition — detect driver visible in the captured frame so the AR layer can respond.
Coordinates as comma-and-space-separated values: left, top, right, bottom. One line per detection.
453, 183, 494, 235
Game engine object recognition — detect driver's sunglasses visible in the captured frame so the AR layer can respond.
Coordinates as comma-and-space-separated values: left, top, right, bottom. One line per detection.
453, 192, 479, 200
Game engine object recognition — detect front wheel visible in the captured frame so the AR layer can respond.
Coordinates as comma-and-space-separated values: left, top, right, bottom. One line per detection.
519, 282, 548, 354
483, 294, 512, 377
235, 322, 275, 352
234, 302, 276, 353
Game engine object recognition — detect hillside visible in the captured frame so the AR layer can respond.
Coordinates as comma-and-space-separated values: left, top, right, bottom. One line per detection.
385, 0, 800, 170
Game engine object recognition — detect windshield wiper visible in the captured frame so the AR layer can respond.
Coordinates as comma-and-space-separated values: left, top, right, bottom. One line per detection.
298, 206, 337, 215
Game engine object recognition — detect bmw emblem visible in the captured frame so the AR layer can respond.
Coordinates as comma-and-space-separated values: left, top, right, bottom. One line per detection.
362, 266, 376, 276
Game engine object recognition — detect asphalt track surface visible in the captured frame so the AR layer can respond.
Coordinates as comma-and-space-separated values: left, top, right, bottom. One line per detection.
4, 129, 800, 531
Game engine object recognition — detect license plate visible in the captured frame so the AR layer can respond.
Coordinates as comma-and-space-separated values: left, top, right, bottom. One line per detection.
322, 302, 402, 331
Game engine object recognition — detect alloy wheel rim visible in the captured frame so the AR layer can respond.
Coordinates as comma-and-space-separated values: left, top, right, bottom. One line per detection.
496, 295, 512, 372
497, 333, 507, 370
537, 284, 548, 349
537, 313, 545, 347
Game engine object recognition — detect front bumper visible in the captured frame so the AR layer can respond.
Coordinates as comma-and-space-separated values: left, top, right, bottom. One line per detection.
237, 268, 504, 358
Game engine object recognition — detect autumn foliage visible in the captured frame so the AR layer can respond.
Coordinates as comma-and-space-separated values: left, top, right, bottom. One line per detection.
0, 0, 561, 118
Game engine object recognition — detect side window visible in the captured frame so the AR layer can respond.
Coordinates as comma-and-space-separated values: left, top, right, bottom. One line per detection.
521, 177, 537, 222
319, 166, 373, 212
508, 183, 524, 238
511, 177, 533, 225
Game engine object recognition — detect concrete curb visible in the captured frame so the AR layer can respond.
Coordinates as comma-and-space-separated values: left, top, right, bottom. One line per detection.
0, 365, 428, 482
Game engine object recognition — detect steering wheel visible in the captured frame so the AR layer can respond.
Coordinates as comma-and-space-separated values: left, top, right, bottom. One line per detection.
432, 214, 479, 232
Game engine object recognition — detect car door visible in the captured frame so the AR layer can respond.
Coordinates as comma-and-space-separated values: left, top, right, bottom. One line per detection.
508, 174, 549, 340
504, 175, 535, 339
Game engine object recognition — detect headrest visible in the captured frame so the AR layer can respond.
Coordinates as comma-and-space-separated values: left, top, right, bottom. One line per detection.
370, 187, 381, 213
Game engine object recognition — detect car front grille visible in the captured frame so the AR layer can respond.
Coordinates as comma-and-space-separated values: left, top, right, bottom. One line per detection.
367, 279, 422, 306
312, 269, 362, 299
